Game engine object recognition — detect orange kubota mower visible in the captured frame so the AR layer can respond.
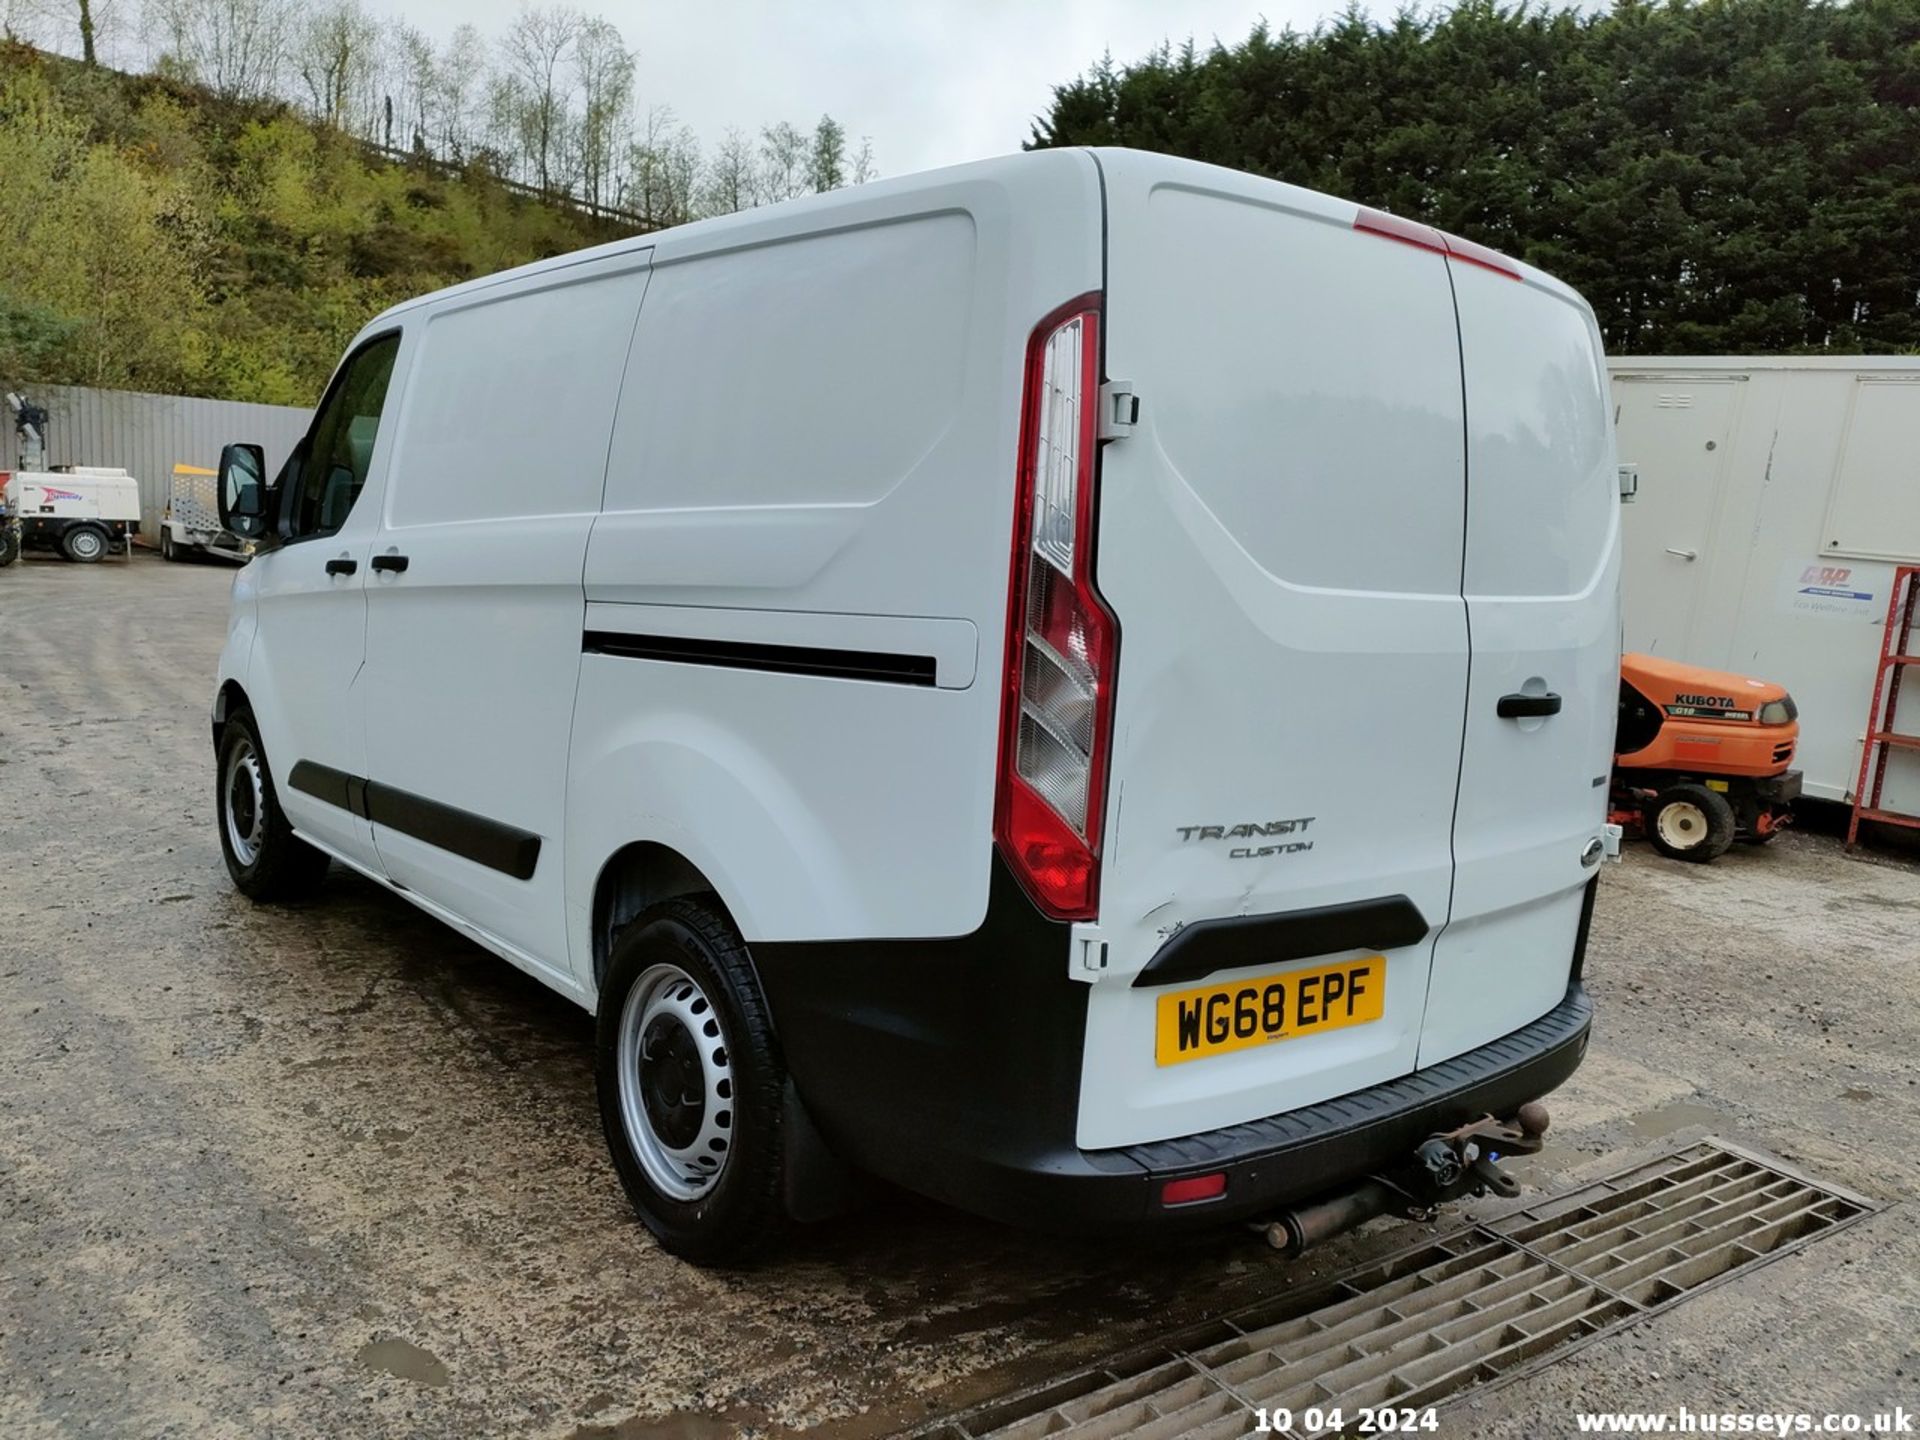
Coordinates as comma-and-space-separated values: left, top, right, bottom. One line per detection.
1613, 653, 1803, 863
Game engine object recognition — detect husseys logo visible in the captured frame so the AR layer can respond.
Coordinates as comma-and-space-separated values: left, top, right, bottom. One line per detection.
1176, 817, 1316, 860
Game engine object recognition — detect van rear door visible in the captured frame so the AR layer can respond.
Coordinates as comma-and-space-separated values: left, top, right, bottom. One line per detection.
1419, 258, 1619, 1065
1078, 154, 1470, 1151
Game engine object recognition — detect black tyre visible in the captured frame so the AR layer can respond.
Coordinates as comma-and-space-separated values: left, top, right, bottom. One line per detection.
215, 709, 331, 900
0, 525, 17, 567
1644, 783, 1737, 863
596, 897, 789, 1265
62, 524, 108, 563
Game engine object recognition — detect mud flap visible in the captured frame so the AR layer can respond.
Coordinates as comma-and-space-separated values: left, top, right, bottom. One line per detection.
781, 1079, 866, 1223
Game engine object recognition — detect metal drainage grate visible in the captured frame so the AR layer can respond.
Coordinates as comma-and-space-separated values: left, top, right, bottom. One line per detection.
918, 1142, 1875, 1440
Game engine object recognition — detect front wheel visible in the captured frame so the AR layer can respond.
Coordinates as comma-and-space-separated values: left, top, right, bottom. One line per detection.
0, 525, 17, 567
596, 897, 789, 1265
1645, 783, 1737, 863
216, 710, 331, 900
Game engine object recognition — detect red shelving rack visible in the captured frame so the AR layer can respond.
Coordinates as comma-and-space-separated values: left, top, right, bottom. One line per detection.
1847, 564, 1920, 847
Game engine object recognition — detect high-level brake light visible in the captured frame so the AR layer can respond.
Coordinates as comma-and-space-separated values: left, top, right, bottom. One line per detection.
1354, 205, 1524, 280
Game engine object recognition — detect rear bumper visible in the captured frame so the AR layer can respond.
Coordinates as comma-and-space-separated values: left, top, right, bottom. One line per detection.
754, 857, 1592, 1233
1096, 982, 1590, 1228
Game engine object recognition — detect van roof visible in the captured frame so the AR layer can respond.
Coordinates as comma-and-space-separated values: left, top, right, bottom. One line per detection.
359, 147, 1102, 333
357, 146, 1589, 336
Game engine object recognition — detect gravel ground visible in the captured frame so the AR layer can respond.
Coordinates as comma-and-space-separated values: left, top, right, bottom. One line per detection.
2, 551, 1917, 1439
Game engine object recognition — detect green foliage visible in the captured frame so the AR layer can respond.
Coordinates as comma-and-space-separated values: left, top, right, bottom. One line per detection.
0, 43, 633, 403
1032, 0, 1920, 354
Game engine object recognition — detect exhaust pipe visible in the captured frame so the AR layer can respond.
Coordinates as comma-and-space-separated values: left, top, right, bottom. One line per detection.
1260, 1178, 1403, 1254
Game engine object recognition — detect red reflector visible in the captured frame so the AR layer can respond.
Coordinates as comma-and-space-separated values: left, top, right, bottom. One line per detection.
1354, 206, 1523, 279
1160, 1172, 1227, 1207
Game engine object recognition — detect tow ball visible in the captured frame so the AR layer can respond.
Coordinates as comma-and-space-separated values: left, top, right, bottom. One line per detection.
1254, 1102, 1550, 1254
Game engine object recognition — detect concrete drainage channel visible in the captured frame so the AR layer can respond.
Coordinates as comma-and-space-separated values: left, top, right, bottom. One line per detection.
914, 1142, 1876, 1440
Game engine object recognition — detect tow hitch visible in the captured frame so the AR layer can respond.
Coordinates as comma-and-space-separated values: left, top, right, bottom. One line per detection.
1254, 1102, 1550, 1254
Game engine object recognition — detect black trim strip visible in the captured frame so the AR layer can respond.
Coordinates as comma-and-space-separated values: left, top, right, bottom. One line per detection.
289, 760, 368, 818
583, 629, 936, 687
1133, 894, 1432, 989
286, 761, 541, 881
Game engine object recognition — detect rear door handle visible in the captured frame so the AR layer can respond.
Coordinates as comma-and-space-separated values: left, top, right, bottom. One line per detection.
1665, 547, 1698, 561
370, 553, 409, 573
1498, 692, 1563, 719
325, 557, 357, 576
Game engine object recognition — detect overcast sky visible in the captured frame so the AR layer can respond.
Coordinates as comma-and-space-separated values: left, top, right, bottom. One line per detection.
356, 0, 1326, 177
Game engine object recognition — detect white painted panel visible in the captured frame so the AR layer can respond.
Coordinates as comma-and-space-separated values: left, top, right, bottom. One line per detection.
1823, 378, 1920, 563
1426, 264, 1619, 1066
1079, 153, 1469, 1148
1615, 374, 1744, 659
385, 260, 648, 528
602, 214, 974, 514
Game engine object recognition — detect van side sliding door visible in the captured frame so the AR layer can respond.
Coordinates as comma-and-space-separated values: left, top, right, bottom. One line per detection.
356, 253, 652, 986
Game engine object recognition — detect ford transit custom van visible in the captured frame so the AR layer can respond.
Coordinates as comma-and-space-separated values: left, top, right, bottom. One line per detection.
210, 148, 1618, 1263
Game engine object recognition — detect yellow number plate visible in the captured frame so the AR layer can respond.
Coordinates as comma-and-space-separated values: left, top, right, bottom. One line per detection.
1155, 956, 1387, 1066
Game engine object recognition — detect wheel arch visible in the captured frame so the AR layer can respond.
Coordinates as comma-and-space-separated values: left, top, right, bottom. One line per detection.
590, 841, 727, 992
211, 678, 251, 747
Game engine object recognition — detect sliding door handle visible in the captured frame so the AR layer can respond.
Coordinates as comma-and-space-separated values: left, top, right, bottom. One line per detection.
324, 557, 357, 576
370, 553, 410, 573
1498, 692, 1563, 719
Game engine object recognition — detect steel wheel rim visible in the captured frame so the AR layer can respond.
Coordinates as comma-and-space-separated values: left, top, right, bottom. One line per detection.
1657, 800, 1707, 849
616, 961, 734, 1202
223, 735, 267, 866
70, 530, 103, 559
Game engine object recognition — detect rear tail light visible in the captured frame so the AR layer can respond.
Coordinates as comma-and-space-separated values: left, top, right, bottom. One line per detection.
995, 295, 1118, 921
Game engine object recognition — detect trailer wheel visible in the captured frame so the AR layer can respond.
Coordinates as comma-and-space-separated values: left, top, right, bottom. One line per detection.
216, 709, 331, 900
1645, 784, 1736, 863
596, 896, 790, 1265
62, 524, 108, 563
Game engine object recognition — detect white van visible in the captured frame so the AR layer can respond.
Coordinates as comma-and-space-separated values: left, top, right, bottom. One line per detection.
210, 148, 1620, 1264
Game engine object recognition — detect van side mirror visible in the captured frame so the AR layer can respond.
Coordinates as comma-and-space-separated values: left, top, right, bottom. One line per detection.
218, 443, 268, 538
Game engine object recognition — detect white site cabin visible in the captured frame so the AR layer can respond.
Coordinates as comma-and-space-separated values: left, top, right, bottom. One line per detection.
1612, 356, 1920, 814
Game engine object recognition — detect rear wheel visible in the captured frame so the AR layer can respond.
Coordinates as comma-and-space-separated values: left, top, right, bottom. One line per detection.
62, 524, 107, 563
1645, 783, 1736, 863
596, 897, 789, 1265
216, 709, 331, 900
0, 525, 17, 567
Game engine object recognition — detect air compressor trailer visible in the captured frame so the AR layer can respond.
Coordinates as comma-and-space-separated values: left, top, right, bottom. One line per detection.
1610, 356, 1920, 818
